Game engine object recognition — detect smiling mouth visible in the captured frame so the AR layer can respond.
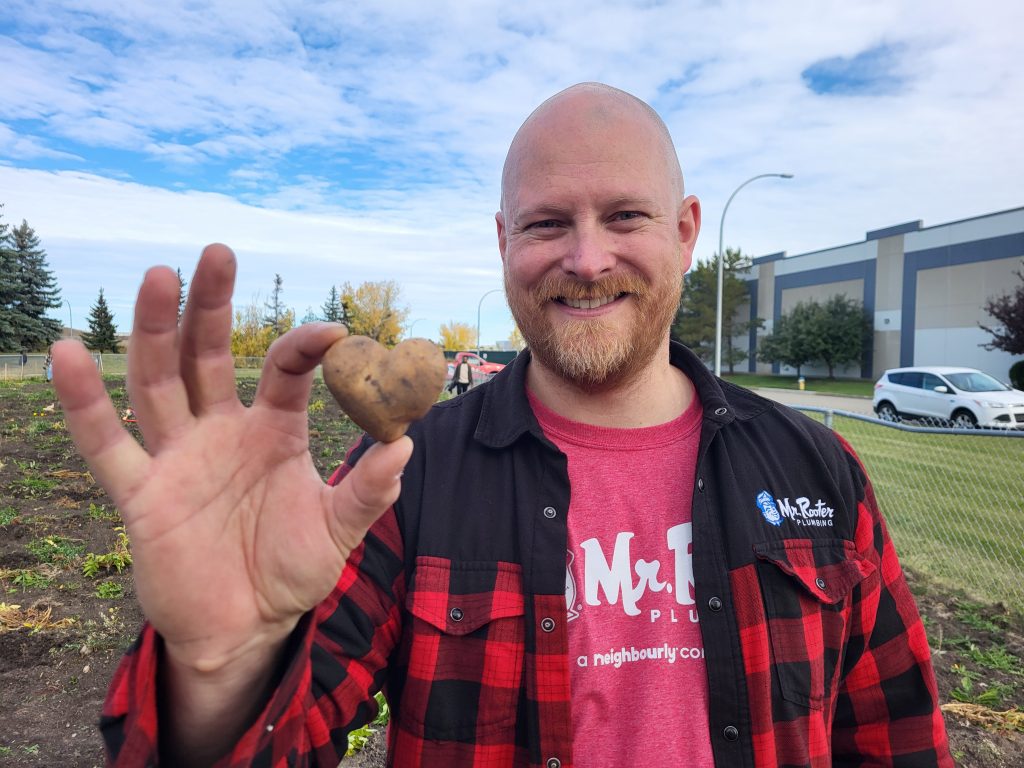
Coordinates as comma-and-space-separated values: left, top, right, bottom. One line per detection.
557, 293, 626, 310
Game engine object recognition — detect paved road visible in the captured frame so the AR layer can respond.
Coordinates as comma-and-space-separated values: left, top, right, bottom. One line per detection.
751, 387, 875, 417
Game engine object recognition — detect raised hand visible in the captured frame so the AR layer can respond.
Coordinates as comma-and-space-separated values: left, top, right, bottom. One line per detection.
52, 244, 411, 676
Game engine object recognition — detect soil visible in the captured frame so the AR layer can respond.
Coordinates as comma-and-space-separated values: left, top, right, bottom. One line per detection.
1, 378, 1022, 767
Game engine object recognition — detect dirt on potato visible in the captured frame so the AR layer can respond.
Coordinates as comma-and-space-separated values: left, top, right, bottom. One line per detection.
1, 377, 1022, 767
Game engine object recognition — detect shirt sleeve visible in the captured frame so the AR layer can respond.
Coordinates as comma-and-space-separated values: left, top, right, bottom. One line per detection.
830, 435, 953, 766
100, 453, 407, 767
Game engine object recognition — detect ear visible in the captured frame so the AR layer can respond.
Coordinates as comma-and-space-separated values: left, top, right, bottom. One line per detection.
677, 195, 701, 273
496, 211, 508, 264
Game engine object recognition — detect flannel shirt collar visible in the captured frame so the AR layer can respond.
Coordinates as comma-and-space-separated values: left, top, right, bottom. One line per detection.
473, 341, 774, 450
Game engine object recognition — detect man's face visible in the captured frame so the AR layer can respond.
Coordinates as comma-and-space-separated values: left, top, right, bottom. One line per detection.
497, 94, 699, 391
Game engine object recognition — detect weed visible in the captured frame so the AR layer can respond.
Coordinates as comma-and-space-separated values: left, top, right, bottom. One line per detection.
308, 398, 325, 414
951, 663, 982, 702
82, 528, 132, 577
0, 506, 17, 526
22, 744, 39, 755
967, 644, 1023, 675
8, 475, 58, 495
56, 606, 126, 656
0, 746, 10, 756
94, 580, 124, 599
956, 602, 1006, 633
346, 692, 389, 756
87, 502, 120, 522
26, 535, 85, 567
26, 419, 50, 436
6, 567, 55, 590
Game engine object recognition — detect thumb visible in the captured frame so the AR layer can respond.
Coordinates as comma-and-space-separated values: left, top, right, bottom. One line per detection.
327, 436, 413, 552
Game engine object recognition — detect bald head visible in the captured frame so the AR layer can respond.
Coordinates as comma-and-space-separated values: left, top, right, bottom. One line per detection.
500, 83, 685, 216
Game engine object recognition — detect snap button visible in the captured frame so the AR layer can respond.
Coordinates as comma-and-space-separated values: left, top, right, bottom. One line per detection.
546, 759, 561, 768
449, 607, 464, 622
815, 577, 826, 590
708, 596, 723, 612
723, 725, 739, 741
714, 407, 728, 416
543, 506, 557, 519
697, 477, 705, 492
540, 617, 556, 632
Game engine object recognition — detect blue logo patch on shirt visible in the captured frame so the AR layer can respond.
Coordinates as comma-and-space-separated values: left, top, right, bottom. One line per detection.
756, 490, 782, 526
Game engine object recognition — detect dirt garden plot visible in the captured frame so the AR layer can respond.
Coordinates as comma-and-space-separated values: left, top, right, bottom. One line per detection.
1, 377, 1022, 767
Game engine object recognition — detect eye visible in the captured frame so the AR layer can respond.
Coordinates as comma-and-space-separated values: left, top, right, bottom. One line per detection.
527, 219, 562, 229
611, 211, 644, 221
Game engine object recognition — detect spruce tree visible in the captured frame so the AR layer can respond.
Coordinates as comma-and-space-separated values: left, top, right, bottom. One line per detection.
0, 207, 16, 349
177, 267, 188, 320
321, 285, 343, 323
82, 288, 120, 352
8, 220, 63, 351
263, 273, 286, 336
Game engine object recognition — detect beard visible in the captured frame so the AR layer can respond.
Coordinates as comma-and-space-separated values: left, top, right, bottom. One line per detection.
505, 267, 683, 392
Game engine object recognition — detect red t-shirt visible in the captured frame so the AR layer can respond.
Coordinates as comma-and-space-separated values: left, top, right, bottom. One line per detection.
530, 390, 714, 767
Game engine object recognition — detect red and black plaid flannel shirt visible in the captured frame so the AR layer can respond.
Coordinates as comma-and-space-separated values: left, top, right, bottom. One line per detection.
101, 343, 952, 767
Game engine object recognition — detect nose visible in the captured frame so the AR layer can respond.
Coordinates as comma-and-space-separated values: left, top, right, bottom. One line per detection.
561, 221, 616, 281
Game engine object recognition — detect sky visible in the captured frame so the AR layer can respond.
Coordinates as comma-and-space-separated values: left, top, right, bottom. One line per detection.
1, 0, 1022, 347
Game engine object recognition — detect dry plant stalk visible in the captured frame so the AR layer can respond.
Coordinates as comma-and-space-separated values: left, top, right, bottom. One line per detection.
941, 702, 1024, 732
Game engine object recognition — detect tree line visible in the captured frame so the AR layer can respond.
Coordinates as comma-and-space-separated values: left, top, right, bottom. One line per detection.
672, 247, 1024, 380
4, 202, 1021, 374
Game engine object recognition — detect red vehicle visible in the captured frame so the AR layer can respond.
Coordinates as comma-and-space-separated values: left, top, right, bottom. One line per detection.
446, 352, 505, 385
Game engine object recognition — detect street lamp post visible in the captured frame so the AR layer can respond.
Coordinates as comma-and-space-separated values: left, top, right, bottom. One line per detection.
65, 299, 73, 340
406, 317, 425, 338
476, 289, 503, 355
715, 173, 793, 377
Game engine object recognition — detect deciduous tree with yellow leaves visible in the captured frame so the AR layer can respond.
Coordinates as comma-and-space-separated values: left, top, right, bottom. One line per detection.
438, 321, 476, 351
340, 280, 408, 347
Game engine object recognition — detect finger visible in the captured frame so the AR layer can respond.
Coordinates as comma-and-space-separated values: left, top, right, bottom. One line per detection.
126, 266, 195, 452
326, 437, 413, 552
52, 340, 151, 506
253, 322, 349, 413
179, 244, 242, 414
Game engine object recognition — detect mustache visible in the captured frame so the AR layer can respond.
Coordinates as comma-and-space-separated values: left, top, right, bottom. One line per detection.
531, 272, 649, 301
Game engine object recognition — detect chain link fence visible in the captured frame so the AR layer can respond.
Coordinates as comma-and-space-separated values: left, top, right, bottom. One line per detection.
798, 407, 1024, 616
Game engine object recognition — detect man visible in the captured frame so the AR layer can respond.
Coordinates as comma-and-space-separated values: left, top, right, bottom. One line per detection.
52, 83, 951, 767
451, 356, 473, 394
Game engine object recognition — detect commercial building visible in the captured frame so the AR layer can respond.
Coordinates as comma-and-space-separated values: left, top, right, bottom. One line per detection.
740, 206, 1024, 381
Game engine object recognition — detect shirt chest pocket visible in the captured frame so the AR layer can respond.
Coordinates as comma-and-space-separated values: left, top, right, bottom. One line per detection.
754, 539, 875, 711
398, 557, 526, 740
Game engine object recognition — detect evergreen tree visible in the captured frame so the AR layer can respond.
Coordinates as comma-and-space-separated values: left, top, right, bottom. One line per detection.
300, 306, 319, 325
81, 288, 120, 352
672, 248, 761, 372
4, 219, 63, 351
263, 273, 286, 337
177, 267, 188, 320
0, 206, 16, 348
321, 285, 344, 323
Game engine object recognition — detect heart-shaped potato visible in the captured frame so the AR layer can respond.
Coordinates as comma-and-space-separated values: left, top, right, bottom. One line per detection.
322, 335, 448, 442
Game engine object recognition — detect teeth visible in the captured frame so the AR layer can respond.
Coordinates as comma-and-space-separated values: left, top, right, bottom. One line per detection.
563, 295, 617, 309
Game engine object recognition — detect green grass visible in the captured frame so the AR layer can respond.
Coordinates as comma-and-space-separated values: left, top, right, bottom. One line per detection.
723, 372, 875, 397
0, 506, 17, 526
805, 412, 1024, 615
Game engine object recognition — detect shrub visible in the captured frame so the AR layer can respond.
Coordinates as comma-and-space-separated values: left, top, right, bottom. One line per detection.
1009, 360, 1024, 390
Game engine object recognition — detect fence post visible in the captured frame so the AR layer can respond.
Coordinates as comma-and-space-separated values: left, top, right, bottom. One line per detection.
824, 410, 834, 429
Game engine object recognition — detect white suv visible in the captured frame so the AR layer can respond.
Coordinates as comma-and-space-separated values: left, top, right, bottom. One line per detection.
873, 366, 1024, 429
